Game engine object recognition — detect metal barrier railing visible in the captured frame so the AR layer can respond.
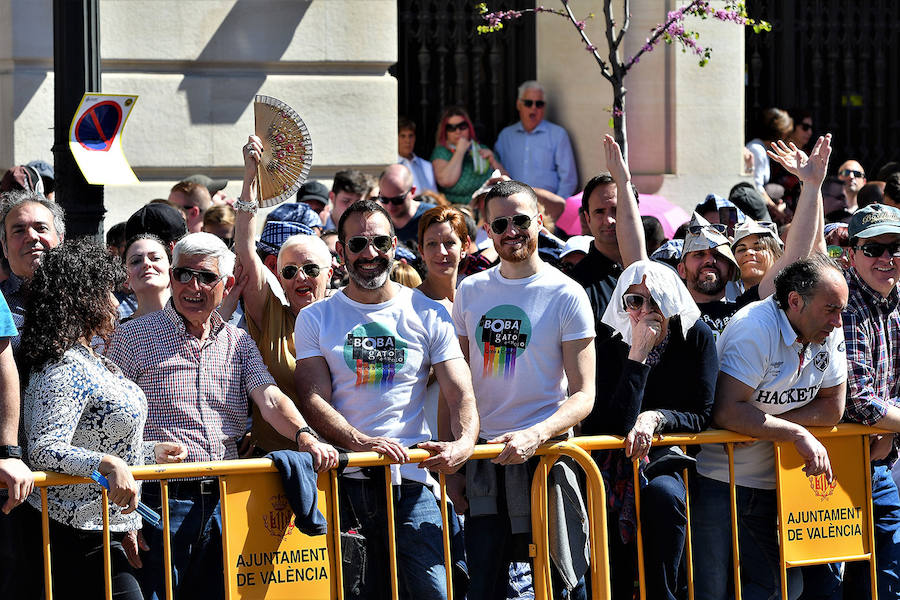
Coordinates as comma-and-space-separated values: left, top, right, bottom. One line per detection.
18, 423, 886, 600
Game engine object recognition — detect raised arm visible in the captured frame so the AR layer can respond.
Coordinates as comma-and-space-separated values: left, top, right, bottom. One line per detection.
0, 338, 30, 513
433, 139, 470, 189
604, 135, 646, 267
760, 135, 833, 297
233, 135, 272, 330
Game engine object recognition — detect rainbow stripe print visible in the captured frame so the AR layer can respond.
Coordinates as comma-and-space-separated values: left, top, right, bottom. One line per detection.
355, 359, 396, 387
482, 343, 517, 379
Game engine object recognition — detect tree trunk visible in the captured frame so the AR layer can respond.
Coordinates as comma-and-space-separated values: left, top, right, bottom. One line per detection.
612, 84, 627, 162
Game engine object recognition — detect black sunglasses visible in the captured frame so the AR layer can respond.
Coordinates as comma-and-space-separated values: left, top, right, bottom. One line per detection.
622, 293, 659, 312
839, 168, 865, 179
489, 214, 536, 235
171, 267, 223, 286
445, 121, 469, 133
346, 235, 393, 254
688, 223, 727, 235
281, 263, 322, 280
855, 242, 900, 258
378, 190, 410, 206
521, 99, 546, 108
798, 122, 813, 132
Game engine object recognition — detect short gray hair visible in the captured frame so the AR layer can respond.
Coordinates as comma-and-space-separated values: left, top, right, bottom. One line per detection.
517, 80, 545, 101
172, 232, 235, 278
277, 234, 331, 271
0, 191, 66, 245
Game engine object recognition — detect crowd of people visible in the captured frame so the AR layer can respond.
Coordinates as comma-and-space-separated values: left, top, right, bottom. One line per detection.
0, 81, 897, 600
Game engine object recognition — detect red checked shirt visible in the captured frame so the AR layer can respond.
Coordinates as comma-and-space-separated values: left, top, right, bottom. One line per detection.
107, 302, 275, 462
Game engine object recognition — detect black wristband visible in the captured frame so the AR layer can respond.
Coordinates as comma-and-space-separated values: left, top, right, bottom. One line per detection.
0, 445, 23, 459
294, 427, 318, 445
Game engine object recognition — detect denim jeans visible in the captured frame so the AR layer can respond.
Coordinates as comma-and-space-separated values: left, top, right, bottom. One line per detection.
340, 477, 447, 600
804, 464, 900, 600
690, 474, 802, 600
0, 501, 43, 600
137, 482, 224, 600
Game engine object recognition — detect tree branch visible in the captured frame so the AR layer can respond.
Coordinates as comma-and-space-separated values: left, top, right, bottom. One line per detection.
625, 0, 704, 72
560, 0, 614, 82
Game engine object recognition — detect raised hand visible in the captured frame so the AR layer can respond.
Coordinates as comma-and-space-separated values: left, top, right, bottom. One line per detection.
767, 134, 832, 185
603, 134, 632, 184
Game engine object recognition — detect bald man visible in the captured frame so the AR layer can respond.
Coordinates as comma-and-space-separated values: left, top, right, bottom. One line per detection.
377, 164, 436, 244
838, 159, 867, 212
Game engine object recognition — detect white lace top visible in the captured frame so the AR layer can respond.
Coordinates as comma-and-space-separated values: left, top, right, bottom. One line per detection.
24, 345, 152, 531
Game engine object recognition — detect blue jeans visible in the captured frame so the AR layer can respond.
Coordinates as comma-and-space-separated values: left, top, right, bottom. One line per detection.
690, 475, 802, 600
805, 464, 900, 600
340, 478, 447, 600
137, 482, 224, 600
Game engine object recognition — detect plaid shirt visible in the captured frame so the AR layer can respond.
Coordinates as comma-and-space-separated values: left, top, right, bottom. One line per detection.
842, 267, 900, 461
107, 302, 275, 462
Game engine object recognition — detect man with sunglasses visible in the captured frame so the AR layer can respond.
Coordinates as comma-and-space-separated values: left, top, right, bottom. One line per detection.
837, 159, 866, 213
232, 137, 335, 452
108, 232, 337, 600
493, 81, 577, 199
453, 180, 595, 599
294, 199, 479, 599
833, 203, 900, 598
377, 163, 435, 245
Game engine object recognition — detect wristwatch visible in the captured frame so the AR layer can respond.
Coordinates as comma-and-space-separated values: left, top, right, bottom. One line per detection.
0, 445, 23, 459
294, 427, 319, 445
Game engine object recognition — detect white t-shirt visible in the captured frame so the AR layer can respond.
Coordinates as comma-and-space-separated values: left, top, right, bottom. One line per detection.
452, 264, 595, 440
294, 284, 462, 484
697, 296, 847, 489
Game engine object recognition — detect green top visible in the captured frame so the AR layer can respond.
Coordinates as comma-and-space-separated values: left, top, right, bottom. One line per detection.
430, 145, 491, 205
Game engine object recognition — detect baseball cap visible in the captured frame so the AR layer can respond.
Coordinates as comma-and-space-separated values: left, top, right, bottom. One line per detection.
848, 203, 900, 240
183, 174, 228, 196
256, 220, 316, 256
559, 235, 592, 259
0, 165, 44, 194
296, 181, 330, 209
125, 203, 188, 245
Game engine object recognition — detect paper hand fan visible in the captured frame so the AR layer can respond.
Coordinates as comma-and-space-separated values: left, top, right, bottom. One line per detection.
253, 95, 313, 207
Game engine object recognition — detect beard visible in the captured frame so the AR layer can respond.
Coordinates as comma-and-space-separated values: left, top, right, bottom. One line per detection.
347, 256, 394, 290
496, 232, 538, 263
692, 268, 727, 295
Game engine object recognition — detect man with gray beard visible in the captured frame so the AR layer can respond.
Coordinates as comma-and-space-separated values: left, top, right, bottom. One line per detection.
294, 199, 479, 599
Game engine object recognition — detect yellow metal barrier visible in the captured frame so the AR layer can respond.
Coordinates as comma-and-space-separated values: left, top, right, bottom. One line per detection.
18, 423, 889, 600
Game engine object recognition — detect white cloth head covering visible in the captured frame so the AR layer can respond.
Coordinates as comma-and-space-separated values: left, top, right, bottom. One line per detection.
601, 260, 701, 346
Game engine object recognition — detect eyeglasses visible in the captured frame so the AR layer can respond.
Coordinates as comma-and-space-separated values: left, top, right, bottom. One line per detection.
281, 263, 322, 280
378, 190, 411, 206
839, 168, 865, 179
445, 121, 469, 133
345, 235, 393, 254
688, 223, 727, 235
521, 99, 546, 108
489, 213, 537, 235
799, 122, 813, 132
171, 267, 224, 286
622, 293, 659, 312
855, 242, 900, 258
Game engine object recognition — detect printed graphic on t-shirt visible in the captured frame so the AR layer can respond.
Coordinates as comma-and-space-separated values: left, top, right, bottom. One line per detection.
343, 322, 408, 387
476, 305, 531, 379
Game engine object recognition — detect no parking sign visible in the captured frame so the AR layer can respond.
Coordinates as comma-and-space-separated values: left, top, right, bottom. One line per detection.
68, 93, 139, 185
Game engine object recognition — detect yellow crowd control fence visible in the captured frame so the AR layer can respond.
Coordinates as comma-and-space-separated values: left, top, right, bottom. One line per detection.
19, 423, 886, 600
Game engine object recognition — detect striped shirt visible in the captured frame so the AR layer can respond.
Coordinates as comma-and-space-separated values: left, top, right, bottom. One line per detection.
842, 267, 900, 461
107, 302, 274, 462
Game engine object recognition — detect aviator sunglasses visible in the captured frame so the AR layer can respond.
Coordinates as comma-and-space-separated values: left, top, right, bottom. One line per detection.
281, 264, 322, 280
855, 241, 900, 258
521, 99, 546, 108
171, 267, 224, 286
345, 235, 393, 254
622, 293, 659, 312
839, 168, 865, 179
445, 121, 469, 133
489, 214, 537, 235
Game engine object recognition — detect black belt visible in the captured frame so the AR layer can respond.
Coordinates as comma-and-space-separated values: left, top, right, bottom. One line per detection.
147, 478, 218, 499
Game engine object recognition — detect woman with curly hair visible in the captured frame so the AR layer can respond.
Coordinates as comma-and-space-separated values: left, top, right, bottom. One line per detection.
21, 239, 186, 600
431, 106, 504, 205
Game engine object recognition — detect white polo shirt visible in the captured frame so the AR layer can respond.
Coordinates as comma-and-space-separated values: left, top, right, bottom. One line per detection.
697, 296, 847, 489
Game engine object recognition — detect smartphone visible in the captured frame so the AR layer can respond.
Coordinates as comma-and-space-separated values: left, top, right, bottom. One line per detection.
718, 206, 739, 238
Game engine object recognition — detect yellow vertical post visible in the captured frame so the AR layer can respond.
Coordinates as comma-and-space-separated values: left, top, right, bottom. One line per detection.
330, 471, 345, 600
530, 458, 552, 599
219, 478, 232, 600
633, 461, 646, 600
774, 445, 789, 600
160, 481, 174, 600
438, 473, 454, 600
40, 487, 53, 600
863, 438, 879, 600
727, 443, 742, 600
384, 466, 399, 600
101, 490, 112, 600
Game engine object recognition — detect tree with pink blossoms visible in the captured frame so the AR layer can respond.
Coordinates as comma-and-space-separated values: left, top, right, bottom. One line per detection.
476, 1, 770, 160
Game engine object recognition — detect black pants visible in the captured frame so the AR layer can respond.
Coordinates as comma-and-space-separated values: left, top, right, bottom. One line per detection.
48, 519, 142, 600
0, 500, 43, 599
